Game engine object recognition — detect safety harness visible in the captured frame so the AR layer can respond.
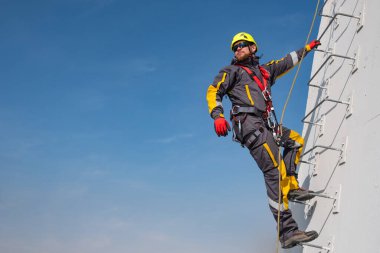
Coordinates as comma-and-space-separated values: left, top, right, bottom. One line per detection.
233, 64, 282, 144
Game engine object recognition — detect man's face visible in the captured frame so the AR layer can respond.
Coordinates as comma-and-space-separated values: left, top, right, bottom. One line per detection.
233, 40, 256, 61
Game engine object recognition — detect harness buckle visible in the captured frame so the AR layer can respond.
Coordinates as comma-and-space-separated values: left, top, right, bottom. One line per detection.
231, 105, 241, 115
262, 89, 272, 102
267, 111, 276, 129
266, 111, 283, 145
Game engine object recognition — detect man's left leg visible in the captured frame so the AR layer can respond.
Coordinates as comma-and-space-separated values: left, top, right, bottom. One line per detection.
280, 127, 315, 202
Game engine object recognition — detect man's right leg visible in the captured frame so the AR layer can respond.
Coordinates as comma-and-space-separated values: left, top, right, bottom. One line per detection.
247, 131, 298, 242
246, 126, 318, 248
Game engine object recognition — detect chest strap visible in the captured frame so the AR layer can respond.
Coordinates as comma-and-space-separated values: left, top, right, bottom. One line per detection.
235, 65, 270, 93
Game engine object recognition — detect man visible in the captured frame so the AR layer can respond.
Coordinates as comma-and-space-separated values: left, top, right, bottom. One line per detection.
206, 32, 321, 248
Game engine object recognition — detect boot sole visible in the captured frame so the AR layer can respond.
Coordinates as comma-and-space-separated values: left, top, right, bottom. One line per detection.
282, 231, 319, 249
288, 193, 316, 202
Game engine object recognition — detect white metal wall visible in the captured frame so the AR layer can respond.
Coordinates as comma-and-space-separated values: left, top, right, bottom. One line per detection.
285, 0, 380, 252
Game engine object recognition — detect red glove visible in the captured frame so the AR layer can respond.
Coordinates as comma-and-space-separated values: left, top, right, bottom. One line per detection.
214, 117, 231, 137
305, 40, 321, 52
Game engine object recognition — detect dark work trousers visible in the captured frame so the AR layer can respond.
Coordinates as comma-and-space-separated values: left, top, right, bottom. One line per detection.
231, 113, 299, 241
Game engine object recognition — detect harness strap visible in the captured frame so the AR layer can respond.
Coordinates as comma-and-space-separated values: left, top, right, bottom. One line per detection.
231, 105, 263, 117
235, 64, 282, 143
243, 129, 262, 149
236, 65, 269, 93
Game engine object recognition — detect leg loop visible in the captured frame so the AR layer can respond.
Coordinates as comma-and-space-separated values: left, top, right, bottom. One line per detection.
243, 128, 263, 149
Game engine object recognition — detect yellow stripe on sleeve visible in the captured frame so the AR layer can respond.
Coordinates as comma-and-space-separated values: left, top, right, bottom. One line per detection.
206, 72, 227, 114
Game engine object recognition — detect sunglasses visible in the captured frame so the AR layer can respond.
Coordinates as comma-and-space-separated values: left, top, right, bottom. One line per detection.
232, 41, 251, 52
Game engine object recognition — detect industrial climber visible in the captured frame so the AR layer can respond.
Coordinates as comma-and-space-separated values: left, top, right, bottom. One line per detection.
206, 32, 321, 248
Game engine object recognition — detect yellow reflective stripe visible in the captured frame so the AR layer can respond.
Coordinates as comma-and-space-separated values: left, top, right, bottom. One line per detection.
278, 159, 287, 181
245, 85, 254, 105
217, 72, 227, 89
276, 66, 295, 79
275, 57, 285, 64
289, 130, 304, 165
206, 73, 227, 114
273, 54, 299, 79
279, 160, 291, 209
263, 143, 278, 167
280, 174, 290, 210
262, 143, 291, 210
206, 85, 218, 113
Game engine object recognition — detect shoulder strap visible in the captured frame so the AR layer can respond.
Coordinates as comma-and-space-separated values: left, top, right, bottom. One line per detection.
259, 66, 270, 80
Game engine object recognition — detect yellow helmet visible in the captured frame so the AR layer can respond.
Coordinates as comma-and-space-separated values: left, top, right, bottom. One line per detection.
230, 32, 258, 51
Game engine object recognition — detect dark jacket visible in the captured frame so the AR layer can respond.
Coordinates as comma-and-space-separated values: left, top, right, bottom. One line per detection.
206, 47, 310, 119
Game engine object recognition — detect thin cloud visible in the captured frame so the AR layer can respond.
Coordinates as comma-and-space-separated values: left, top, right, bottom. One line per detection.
127, 58, 158, 74
68, 58, 159, 79
147, 133, 195, 144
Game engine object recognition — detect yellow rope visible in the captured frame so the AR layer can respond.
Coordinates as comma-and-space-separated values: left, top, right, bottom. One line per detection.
275, 0, 321, 252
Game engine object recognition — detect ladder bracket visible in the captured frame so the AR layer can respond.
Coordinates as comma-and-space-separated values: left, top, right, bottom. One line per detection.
332, 184, 342, 214
357, 3, 365, 32
305, 200, 317, 218
339, 136, 349, 165
301, 236, 334, 253
351, 47, 360, 74
345, 92, 354, 118
319, 115, 326, 137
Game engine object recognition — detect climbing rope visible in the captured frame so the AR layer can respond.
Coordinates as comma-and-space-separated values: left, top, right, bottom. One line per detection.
275, 0, 321, 252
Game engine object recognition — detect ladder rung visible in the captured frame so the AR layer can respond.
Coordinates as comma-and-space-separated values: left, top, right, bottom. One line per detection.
308, 53, 356, 85
300, 242, 331, 251
303, 120, 324, 126
318, 12, 361, 41
301, 144, 342, 158
308, 192, 335, 200
318, 0, 330, 17
299, 160, 316, 165
302, 97, 350, 122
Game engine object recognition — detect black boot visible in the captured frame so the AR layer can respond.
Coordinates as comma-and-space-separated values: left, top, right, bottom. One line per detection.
288, 188, 315, 202
282, 230, 318, 249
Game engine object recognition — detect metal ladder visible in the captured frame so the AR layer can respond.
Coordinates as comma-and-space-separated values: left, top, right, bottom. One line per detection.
292, 0, 366, 251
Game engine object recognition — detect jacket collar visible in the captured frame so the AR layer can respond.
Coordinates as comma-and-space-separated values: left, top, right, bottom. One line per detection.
232, 55, 260, 68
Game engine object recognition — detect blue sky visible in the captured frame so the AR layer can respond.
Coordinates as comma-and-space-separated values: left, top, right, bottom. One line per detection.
0, 1, 320, 252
